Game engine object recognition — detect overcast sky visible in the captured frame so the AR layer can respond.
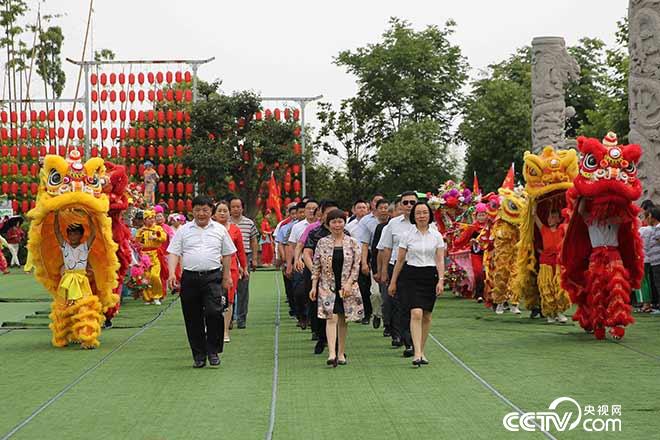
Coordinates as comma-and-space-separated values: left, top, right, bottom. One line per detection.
5, 0, 629, 163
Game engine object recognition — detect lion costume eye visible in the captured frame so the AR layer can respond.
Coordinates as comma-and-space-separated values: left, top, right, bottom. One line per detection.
507, 200, 518, 211
48, 169, 62, 186
583, 153, 597, 171
624, 161, 636, 174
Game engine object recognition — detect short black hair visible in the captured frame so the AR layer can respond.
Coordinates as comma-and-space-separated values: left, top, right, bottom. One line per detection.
213, 200, 230, 215
641, 200, 655, 212
400, 190, 418, 199
192, 195, 214, 209
228, 196, 244, 209
650, 206, 660, 222
305, 199, 319, 208
371, 193, 385, 202
375, 199, 389, 209
66, 223, 85, 234
353, 199, 368, 207
288, 205, 298, 213
325, 208, 347, 225
134, 210, 144, 220
296, 202, 306, 210
409, 202, 434, 226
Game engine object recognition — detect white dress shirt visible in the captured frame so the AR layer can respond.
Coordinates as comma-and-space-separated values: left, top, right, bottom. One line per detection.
288, 219, 309, 244
167, 220, 237, 271
355, 213, 379, 245
377, 215, 415, 265
587, 222, 619, 248
399, 227, 445, 267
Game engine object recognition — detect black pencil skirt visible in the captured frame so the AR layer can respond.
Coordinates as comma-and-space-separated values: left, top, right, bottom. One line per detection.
401, 265, 438, 312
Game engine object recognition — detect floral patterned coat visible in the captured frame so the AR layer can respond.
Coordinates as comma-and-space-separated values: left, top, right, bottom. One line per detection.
312, 235, 364, 321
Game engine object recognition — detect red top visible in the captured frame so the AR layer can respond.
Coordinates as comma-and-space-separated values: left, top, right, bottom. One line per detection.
539, 225, 563, 265
228, 223, 248, 272
6, 226, 24, 244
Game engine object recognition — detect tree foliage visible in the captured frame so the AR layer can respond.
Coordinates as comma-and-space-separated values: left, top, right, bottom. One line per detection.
184, 84, 299, 216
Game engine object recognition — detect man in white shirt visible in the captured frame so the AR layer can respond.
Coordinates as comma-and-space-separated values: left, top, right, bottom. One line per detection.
288, 199, 318, 326
168, 195, 236, 369
376, 191, 418, 356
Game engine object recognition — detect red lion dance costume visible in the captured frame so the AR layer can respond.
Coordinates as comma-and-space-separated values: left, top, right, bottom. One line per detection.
561, 133, 644, 340
103, 162, 132, 325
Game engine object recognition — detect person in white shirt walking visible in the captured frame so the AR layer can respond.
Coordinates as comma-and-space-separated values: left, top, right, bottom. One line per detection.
167, 196, 236, 368
229, 197, 258, 329
377, 191, 419, 357
389, 201, 445, 366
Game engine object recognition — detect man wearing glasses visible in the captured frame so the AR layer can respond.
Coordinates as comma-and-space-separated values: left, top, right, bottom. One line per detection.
377, 191, 419, 358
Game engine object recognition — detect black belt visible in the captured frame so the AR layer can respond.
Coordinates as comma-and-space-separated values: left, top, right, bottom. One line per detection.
183, 268, 221, 276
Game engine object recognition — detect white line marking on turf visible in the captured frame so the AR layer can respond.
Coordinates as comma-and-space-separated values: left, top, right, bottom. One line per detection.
1, 298, 179, 440
265, 272, 282, 440
429, 333, 559, 440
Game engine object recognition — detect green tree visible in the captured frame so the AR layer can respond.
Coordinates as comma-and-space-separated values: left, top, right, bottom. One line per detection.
316, 17, 469, 201
374, 119, 457, 196
184, 84, 299, 216
460, 48, 532, 192
579, 18, 629, 142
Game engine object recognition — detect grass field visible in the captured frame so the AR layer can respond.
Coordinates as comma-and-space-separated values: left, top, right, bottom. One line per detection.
1, 269, 658, 439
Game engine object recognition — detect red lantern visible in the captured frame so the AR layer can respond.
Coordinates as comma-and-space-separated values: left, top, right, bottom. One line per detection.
166, 71, 173, 83
101, 128, 108, 140
10, 163, 18, 175
147, 72, 155, 84
177, 199, 185, 212
166, 145, 175, 158
120, 147, 127, 158
20, 164, 28, 176
166, 89, 174, 101
284, 108, 291, 120
293, 179, 301, 193
30, 127, 38, 139
148, 90, 155, 101
184, 71, 192, 82
91, 90, 98, 102
255, 111, 262, 121
129, 127, 136, 139
156, 71, 164, 83
1, 164, 7, 176
100, 110, 108, 121
293, 109, 300, 121
48, 145, 56, 155
175, 128, 183, 140
148, 128, 156, 141
39, 128, 46, 140
76, 110, 84, 123
90, 73, 98, 85
77, 127, 85, 140
119, 72, 126, 84
110, 110, 117, 121
284, 197, 291, 207
91, 110, 98, 122
100, 90, 108, 101
11, 200, 18, 212
138, 146, 146, 157
274, 109, 281, 120
110, 127, 117, 140
228, 180, 237, 192
119, 90, 126, 103
120, 110, 126, 121
40, 146, 47, 156
10, 146, 17, 157
0, 128, 6, 140
186, 183, 194, 194
168, 198, 175, 210
91, 127, 98, 139
20, 182, 28, 195
57, 109, 65, 122
158, 182, 165, 194
138, 72, 145, 84
101, 147, 109, 158
184, 90, 192, 102
1, 181, 8, 193
138, 128, 146, 140
138, 90, 145, 102
100, 73, 107, 85
109, 90, 117, 102
284, 181, 292, 193
156, 90, 164, 102
91, 147, 98, 157
176, 145, 184, 157
166, 127, 174, 140
185, 167, 193, 176
30, 182, 38, 194
21, 200, 29, 213
109, 72, 117, 85
129, 146, 137, 158
293, 143, 302, 155
129, 90, 136, 102
175, 71, 183, 83
167, 181, 175, 194
11, 181, 18, 194
175, 90, 183, 102
20, 145, 28, 157
139, 164, 145, 176
167, 163, 175, 176
157, 163, 165, 176
111, 147, 118, 158
185, 199, 193, 212
176, 164, 184, 176
129, 164, 137, 176
176, 182, 184, 194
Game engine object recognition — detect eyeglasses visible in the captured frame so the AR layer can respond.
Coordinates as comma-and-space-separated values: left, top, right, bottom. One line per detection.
401, 200, 416, 206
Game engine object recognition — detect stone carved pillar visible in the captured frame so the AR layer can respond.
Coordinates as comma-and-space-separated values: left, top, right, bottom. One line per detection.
629, 0, 660, 203
531, 36, 580, 153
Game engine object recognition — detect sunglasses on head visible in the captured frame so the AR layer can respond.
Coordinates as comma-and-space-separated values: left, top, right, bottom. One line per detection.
401, 200, 416, 206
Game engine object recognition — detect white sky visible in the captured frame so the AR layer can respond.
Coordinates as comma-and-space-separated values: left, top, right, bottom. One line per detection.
4, 0, 628, 165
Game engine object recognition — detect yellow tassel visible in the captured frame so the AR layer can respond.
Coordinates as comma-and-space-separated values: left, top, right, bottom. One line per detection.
538, 264, 571, 316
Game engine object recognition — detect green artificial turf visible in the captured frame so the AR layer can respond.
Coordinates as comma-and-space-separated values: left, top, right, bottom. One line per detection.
1, 271, 658, 439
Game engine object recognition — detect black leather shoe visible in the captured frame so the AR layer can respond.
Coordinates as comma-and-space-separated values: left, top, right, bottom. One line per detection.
237, 323, 246, 329
372, 316, 381, 329
383, 328, 391, 337
311, 332, 318, 341
391, 337, 403, 347
208, 353, 221, 367
403, 347, 414, 358
314, 340, 325, 355
193, 359, 206, 368
361, 317, 370, 325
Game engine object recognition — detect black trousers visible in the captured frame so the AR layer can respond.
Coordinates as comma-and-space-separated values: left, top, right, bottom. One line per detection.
283, 271, 295, 313
180, 269, 226, 361
293, 268, 311, 320
649, 263, 660, 306
389, 264, 411, 347
358, 271, 373, 319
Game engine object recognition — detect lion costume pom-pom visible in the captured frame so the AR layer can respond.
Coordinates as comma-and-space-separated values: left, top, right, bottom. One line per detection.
27, 151, 119, 349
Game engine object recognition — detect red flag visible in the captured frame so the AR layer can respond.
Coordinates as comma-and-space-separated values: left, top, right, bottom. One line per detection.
266, 172, 283, 222
501, 163, 515, 190
472, 171, 480, 195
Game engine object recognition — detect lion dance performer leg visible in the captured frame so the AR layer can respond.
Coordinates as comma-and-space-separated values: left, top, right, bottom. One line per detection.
135, 210, 167, 305
27, 152, 119, 349
102, 162, 132, 328
561, 133, 644, 340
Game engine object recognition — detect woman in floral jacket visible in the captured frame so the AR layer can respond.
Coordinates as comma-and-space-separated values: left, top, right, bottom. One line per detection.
310, 209, 364, 367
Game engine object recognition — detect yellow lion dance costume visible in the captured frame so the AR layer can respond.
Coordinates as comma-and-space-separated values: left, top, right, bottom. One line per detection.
27, 151, 119, 349
512, 146, 578, 317
489, 185, 527, 313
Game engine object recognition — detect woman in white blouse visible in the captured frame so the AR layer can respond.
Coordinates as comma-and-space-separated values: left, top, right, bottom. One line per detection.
389, 202, 445, 366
